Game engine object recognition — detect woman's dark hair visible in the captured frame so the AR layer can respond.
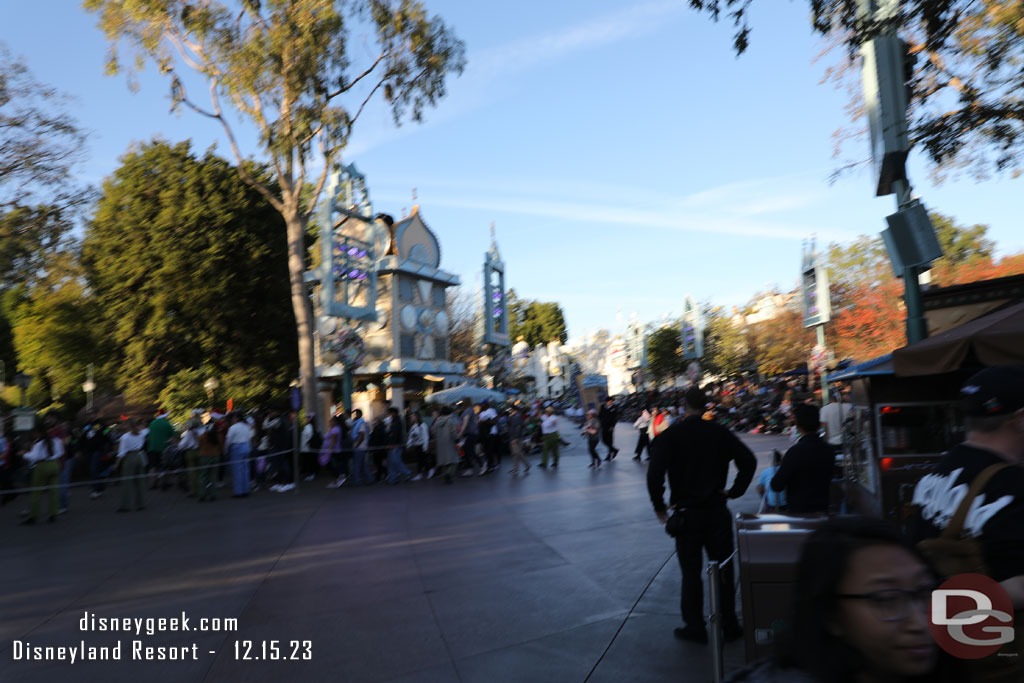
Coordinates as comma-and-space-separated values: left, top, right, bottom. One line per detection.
440, 405, 452, 416
775, 515, 955, 683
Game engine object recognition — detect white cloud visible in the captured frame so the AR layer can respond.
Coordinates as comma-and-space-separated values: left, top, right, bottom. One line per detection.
376, 172, 854, 241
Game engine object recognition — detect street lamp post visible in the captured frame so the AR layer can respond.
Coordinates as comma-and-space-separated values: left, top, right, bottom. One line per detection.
82, 364, 96, 412
203, 377, 220, 408
14, 372, 32, 408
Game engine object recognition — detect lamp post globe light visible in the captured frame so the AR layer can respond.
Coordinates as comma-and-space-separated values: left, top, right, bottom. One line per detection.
203, 377, 220, 405
82, 379, 96, 411
14, 371, 32, 408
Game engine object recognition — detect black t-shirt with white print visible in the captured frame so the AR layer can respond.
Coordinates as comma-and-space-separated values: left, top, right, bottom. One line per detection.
909, 444, 1024, 582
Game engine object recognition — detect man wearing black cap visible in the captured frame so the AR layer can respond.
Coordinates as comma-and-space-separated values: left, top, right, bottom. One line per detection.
910, 366, 1024, 612
648, 386, 757, 644
769, 402, 834, 514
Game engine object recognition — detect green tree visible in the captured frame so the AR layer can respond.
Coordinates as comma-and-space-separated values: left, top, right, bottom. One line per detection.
646, 325, 683, 387
930, 211, 993, 266
688, 1, 1024, 177
702, 306, 753, 378
85, 0, 466, 413
515, 301, 568, 347
10, 253, 108, 410
81, 140, 297, 406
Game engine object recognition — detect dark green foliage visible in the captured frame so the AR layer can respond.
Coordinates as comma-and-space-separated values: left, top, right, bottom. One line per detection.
646, 325, 684, 386
509, 290, 568, 348
81, 140, 296, 406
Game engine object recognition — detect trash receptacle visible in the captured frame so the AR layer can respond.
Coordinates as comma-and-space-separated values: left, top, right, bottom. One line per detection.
736, 512, 827, 663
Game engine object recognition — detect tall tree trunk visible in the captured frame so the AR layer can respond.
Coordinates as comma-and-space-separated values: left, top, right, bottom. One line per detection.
285, 211, 318, 422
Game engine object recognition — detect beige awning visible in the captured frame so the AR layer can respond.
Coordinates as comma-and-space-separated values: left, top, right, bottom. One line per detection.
893, 301, 1024, 376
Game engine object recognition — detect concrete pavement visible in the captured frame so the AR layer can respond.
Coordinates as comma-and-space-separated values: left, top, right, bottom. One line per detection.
2, 421, 793, 683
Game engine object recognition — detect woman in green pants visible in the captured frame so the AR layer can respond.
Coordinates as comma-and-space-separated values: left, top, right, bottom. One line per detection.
20, 428, 65, 524
115, 419, 148, 512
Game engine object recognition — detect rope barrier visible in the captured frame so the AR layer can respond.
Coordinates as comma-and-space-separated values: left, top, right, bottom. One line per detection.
1, 433, 548, 496
1, 448, 295, 496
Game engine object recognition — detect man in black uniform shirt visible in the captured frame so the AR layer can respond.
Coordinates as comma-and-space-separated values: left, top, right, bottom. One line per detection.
910, 366, 1024, 612
770, 403, 834, 514
648, 386, 756, 644
598, 397, 619, 460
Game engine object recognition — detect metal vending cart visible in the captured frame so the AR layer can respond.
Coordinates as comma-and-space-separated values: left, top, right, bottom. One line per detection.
735, 513, 828, 663
825, 354, 967, 529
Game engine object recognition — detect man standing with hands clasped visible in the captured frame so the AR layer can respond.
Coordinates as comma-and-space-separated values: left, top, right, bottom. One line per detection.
647, 386, 756, 645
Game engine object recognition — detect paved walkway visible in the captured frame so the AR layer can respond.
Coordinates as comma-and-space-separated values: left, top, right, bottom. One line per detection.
2, 422, 792, 683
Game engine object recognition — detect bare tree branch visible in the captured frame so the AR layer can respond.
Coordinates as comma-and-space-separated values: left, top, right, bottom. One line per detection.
327, 52, 387, 99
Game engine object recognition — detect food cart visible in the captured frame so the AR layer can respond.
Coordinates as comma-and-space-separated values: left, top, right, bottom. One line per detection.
824, 354, 968, 527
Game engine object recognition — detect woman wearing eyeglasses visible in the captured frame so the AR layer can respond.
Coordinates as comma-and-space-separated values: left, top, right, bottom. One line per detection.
728, 516, 961, 683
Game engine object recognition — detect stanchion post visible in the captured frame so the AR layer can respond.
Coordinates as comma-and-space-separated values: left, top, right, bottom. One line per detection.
707, 560, 725, 683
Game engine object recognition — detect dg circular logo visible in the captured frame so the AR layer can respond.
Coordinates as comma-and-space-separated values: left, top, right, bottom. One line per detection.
928, 573, 1015, 659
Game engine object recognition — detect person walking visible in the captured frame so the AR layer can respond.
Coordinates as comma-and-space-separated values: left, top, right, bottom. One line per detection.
385, 407, 411, 484
583, 409, 602, 468
539, 406, 560, 469
432, 405, 460, 483
115, 419, 147, 512
598, 397, 619, 460
224, 412, 252, 498
324, 415, 347, 488
458, 400, 484, 476
348, 409, 370, 486
300, 413, 319, 481
633, 405, 652, 461
20, 427, 65, 524
507, 406, 530, 475
407, 412, 430, 481
648, 386, 756, 645
477, 402, 500, 472
650, 406, 670, 441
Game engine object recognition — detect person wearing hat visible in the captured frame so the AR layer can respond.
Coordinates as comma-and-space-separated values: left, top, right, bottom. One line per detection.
910, 366, 1024, 613
647, 386, 756, 645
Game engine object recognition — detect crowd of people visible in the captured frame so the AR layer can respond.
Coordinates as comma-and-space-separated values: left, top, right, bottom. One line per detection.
1, 396, 617, 522
0, 373, 849, 525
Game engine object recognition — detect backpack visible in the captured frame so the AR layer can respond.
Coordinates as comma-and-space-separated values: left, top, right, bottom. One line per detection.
916, 463, 1010, 578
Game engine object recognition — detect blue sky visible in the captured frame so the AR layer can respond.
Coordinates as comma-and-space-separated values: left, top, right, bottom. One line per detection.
5, 1, 1022, 340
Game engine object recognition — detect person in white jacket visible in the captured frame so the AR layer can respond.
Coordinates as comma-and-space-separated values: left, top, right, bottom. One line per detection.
21, 428, 65, 524
407, 412, 431, 481
633, 405, 652, 461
